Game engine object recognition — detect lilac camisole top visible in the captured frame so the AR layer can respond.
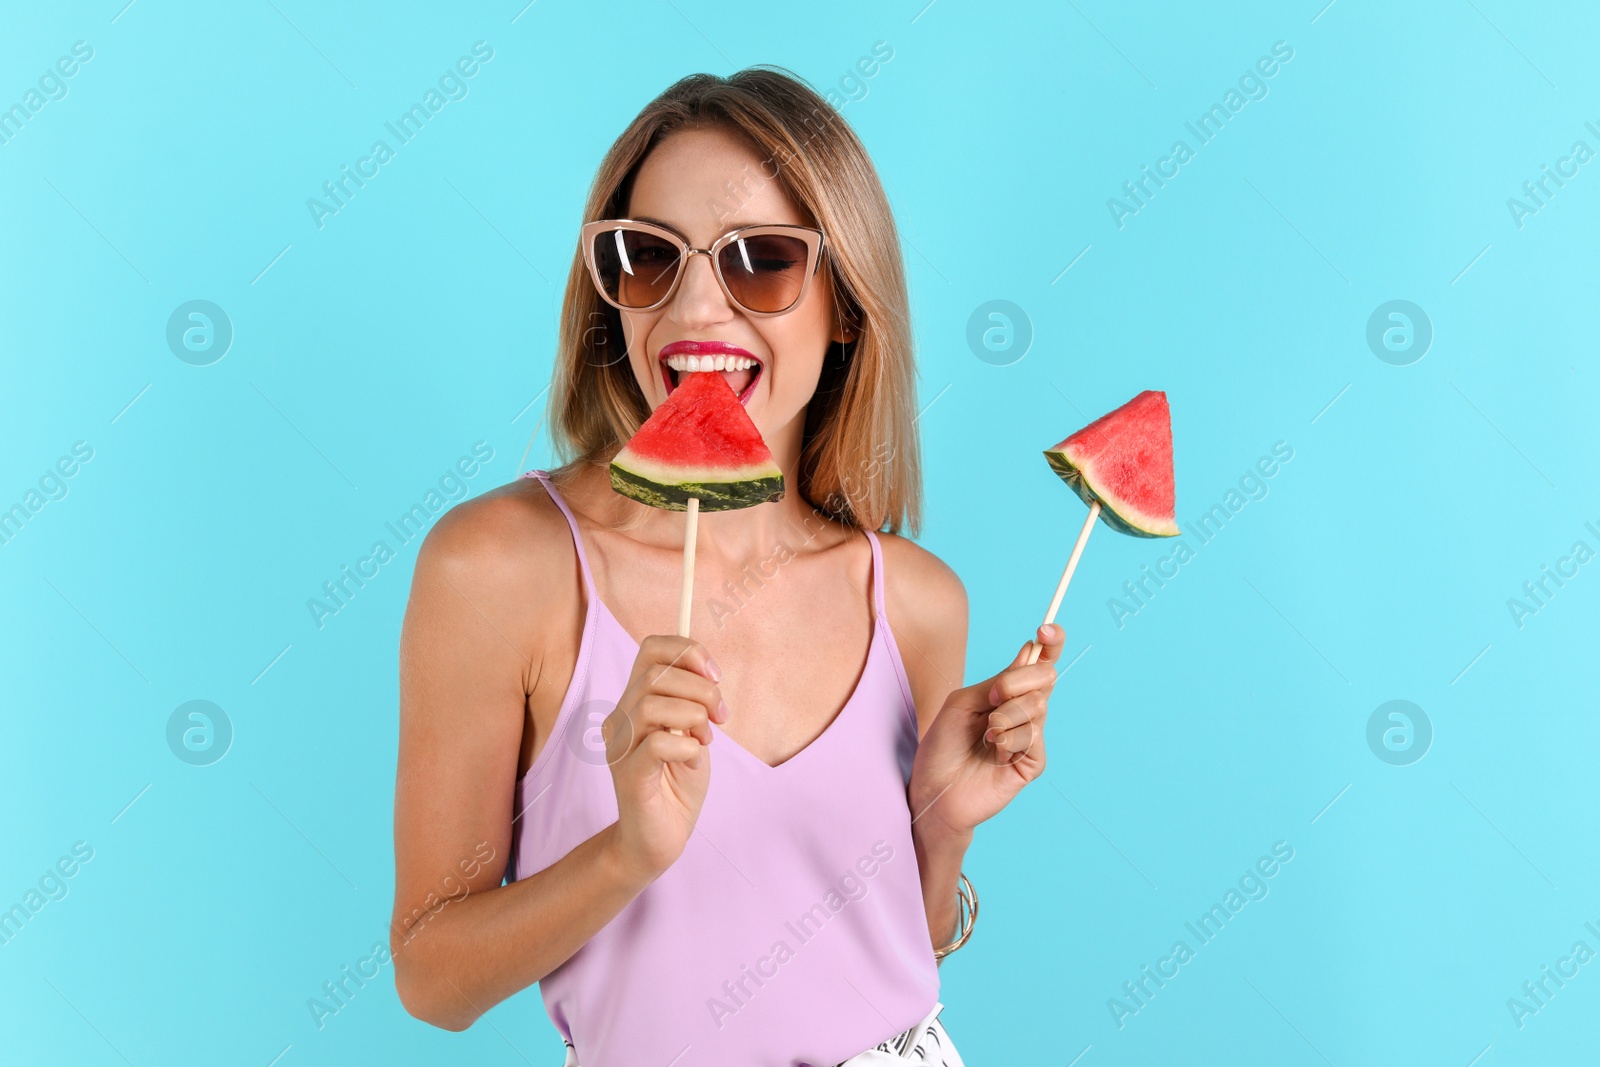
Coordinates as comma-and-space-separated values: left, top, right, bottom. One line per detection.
508, 469, 941, 1067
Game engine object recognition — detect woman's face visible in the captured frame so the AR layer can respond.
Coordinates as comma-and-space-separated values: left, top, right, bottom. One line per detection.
619, 126, 849, 447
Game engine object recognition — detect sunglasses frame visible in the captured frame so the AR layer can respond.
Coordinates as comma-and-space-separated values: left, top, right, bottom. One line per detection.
580, 219, 827, 318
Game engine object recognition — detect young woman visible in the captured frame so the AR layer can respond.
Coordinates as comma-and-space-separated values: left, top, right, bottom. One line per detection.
390, 68, 1063, 1066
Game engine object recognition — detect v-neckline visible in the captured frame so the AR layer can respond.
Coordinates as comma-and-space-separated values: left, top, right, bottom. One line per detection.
587, 555, 882, 775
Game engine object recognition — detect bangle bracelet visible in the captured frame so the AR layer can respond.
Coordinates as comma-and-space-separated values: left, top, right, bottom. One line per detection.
932, 872, 977, 961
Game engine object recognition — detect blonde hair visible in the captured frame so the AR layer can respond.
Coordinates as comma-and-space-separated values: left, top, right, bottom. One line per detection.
547, 67, 922, 536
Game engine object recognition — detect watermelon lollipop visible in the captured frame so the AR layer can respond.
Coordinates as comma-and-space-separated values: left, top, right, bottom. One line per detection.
611, 369, 784, 513
1045, 389, 1179, 538
1026, 390, 1179, 664
611, 367, 783, 643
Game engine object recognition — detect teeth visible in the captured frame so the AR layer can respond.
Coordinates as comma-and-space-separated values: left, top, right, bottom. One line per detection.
664, 353, 758, 372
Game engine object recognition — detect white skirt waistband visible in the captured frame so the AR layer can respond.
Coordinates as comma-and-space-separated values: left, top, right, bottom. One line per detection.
832, 1001, 963, 1066
557, 1001, 964, 1067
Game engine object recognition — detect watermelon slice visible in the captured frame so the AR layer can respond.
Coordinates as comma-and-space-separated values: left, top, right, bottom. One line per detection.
1044, 390, 1179, 537
611, 370, 784, 512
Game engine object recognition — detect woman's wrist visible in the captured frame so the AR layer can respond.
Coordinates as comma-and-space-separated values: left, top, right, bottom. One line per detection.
908, 765, 977, 843
912, 812, 973, 951
598, 822, 667, 897
912, 809, 974, 852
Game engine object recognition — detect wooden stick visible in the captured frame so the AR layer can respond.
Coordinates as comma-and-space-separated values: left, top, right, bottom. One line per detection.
678, 496, 699, 638
668, 496, 700, 737
1026, 500, 1100, 666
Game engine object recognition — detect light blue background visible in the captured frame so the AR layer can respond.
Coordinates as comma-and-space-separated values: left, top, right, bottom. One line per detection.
3, 1, 1597, 1064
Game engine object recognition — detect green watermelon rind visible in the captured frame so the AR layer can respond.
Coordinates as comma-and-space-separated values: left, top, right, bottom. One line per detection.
1044, 450, 1179, 538
610, 463, 784, 513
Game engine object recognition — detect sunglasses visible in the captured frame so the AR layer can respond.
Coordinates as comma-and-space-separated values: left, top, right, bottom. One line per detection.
581, 219, 826, 317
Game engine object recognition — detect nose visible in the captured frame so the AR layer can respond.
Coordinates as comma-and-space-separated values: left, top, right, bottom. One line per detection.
667, 250, 736, 329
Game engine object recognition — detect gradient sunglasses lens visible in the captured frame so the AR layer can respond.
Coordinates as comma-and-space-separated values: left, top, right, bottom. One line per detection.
591, 227, 683, 308
717, 233, 811, 313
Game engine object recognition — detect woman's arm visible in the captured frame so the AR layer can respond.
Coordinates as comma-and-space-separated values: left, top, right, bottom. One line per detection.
883, 535, 1064, 954
390, 491, 720, 1030
878, 536, 972, 950
390, 493, 625, 1028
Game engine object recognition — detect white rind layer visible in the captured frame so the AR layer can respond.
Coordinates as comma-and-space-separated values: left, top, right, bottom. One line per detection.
1045, 450, 1179, 538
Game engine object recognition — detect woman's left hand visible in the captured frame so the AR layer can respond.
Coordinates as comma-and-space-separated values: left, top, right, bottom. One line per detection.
908, 623, 1064, 838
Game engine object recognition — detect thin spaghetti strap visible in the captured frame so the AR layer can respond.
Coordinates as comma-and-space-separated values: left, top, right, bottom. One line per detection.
524, 469, 597, 598
862, 526, 919, 738
863, 528, 887, 619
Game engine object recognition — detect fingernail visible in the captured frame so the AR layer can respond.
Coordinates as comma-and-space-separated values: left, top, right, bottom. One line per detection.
706, 656, 723, 682
984, 727, 997, 743
718, 699, 729, 722
989, 685, 1001, 705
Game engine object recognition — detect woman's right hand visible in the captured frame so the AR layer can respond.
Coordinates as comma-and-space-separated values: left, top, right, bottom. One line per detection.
605, 635, 725, 882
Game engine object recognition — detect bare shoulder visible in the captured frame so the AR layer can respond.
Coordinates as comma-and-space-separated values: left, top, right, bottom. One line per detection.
874, 531, 968, 730
405, 473, 582, 660
415, 474, 570, 582
875, 531, 968, 633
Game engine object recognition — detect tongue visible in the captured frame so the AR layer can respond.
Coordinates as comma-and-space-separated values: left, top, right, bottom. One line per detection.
716, 366, 754, 396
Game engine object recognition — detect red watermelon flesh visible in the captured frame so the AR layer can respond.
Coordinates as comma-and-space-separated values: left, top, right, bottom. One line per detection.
1044, 390, 1178, 537
611, 370, 784, 512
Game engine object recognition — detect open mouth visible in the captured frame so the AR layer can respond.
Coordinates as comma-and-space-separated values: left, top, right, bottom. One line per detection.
659, 341, 763, 404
